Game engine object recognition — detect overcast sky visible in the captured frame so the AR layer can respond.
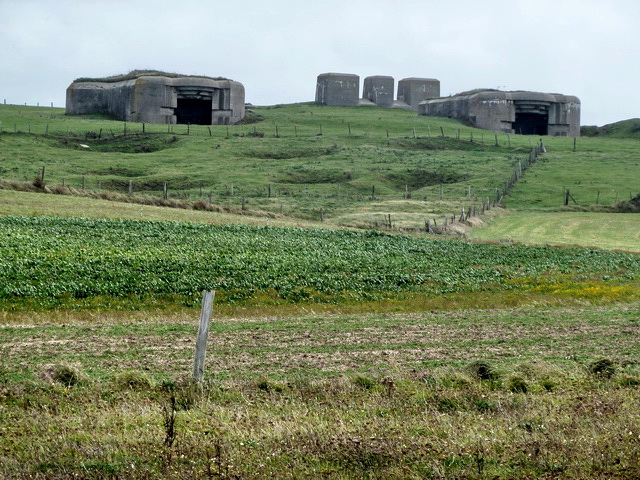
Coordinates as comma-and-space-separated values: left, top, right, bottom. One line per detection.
1, 0, 638, 126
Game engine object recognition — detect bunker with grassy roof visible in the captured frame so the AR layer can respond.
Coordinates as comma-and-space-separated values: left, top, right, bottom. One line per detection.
66, 70, 245, 125
420, 89, 580, 136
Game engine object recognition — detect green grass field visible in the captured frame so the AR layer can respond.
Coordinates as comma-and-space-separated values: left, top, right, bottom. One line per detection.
1, 304, 639, 478
2, 102, 640, 478
470, 210, 640, 252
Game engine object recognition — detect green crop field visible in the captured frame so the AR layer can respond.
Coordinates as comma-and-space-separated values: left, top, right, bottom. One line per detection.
1, 102, 640, 478
1, 215, 639, 312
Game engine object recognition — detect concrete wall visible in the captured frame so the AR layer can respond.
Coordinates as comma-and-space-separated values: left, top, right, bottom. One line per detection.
419, 90, 581, 137
315, 73, 360, 106
66, 80, 136, 117
363, 76, 394, 107
547, 94, 581, 137
397, 78, 440, 110
66, 74, 245, 125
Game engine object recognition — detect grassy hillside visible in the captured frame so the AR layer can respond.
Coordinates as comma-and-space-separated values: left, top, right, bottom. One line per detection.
503, 136, 640, 209
581, 118, 640, 138
2, 104, 639, 221
0, 103, 523, 228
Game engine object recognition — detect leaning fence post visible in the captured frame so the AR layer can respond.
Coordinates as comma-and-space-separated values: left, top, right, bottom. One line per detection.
193, 290, 216, 382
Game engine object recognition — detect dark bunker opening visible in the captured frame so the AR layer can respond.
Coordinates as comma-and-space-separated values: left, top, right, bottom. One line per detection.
176, 98, 212, 125
513, 112, 548, 135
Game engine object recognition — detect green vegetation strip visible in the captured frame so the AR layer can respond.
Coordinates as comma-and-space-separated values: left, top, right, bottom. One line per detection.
1, 215, 639, 310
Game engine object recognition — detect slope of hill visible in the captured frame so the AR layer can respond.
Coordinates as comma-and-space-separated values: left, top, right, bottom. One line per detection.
2, 103, 639, 227
581, 118, 640, 138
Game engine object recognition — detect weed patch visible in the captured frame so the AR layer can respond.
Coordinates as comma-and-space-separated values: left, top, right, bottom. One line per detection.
386, 168, 470, 189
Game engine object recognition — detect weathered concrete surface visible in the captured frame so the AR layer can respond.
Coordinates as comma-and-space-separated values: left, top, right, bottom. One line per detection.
363, 76, 394, 107
315, 73, 360, 106
66, 73, 245, 125
419, 90, 580, 136
397, 78, 440, 110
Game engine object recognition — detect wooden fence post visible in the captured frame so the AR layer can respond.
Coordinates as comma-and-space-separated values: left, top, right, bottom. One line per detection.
193, 290, 215, 382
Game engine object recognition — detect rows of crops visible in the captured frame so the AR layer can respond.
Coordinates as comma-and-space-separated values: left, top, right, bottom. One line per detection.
1, 216, 639, 307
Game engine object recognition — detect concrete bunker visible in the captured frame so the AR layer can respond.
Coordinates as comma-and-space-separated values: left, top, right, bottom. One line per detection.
397, 78, 440, 111
66, 70, 245, 125
419, 90, 580, 137
362, 76, 395, 108
315, 73, 360, 107
315, 73, 441, 110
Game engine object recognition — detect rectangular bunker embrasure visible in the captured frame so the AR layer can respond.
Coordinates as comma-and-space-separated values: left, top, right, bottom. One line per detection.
514, 112, 549, 135
512, 101, 549, 135
176, 97, 213, 125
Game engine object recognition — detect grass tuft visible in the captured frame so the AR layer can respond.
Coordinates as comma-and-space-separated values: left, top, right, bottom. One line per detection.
40, 363, 86, 386
352, 374, 378, 390
113, 370, 153, 390
256, 378, 284, 393
468, 361, 500, 381
589, 358, 617, 379
618, 375, 640, 387
508, 375, 529, 393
